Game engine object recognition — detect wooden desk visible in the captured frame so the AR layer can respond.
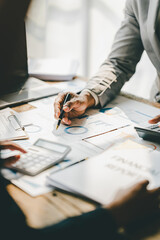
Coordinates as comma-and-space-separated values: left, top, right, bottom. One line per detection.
7, 92, 160, 240
7, 184, 95, 229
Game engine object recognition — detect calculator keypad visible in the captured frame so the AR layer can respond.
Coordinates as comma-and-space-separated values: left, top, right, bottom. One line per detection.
11, 152, 59, 175
147, 124, 160, 131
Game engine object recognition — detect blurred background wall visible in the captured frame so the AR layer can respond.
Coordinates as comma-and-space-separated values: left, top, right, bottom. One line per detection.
26, 0, 156, 100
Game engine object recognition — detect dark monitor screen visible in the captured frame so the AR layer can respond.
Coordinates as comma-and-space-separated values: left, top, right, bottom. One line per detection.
0, 0, 30, 94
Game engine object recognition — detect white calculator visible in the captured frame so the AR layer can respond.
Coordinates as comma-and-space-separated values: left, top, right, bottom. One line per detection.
8, 139, 71, 176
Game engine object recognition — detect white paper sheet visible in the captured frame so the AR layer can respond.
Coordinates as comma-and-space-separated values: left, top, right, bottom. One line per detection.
85, 125, 160, 152
18, 106, 130, 144
48, 148, 160, 205
52, 109, 130, 142
107, 95, 160, 124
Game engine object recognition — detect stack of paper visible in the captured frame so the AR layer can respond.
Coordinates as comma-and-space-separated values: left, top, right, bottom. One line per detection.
28, 58, 79, 81
47, 146, 160, 205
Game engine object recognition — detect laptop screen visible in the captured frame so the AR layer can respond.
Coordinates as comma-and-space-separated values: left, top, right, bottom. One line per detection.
0, 0, 30, 94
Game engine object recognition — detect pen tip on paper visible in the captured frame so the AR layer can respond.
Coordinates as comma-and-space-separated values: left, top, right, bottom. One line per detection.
56, 125, 59, 130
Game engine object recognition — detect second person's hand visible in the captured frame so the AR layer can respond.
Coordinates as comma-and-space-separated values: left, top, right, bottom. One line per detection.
54, 91, 95, 125
106, 180, 160, 227
0, 141, 27, 168
148, 115, 160, 124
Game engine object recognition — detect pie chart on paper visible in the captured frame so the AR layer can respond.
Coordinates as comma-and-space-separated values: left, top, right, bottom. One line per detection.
64, 126, 88, 135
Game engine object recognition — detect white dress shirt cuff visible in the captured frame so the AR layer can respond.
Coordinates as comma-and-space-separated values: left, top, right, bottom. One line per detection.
81, 89, 99, 106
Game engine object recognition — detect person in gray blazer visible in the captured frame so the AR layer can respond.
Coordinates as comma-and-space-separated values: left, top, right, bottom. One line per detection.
54, 0, 160, 125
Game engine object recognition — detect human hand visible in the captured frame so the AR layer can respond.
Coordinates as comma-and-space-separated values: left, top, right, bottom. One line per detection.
148, 115, 160, 124
106, 180, 160, 227
54, 91, 95, 125
0, 141, 27, 167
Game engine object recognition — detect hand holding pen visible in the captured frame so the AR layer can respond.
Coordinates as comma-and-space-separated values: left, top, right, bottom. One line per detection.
54, 91, 94, 126
56, 93, 71, 130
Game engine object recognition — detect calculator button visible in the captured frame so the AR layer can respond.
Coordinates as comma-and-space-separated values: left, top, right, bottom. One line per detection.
34, 163, 42, 168
31, 154, 38, 157
27, 167, 37, 173
34, 159, 40, 163
39, 162, 48, 167
38, 161, 45, 166
26, 153, 32, 156
27, 157, 33, 161
18, 159, 24, 163
45, 158, 53, 163
20, 158, 28, 163
50, 156, 58, 161
23, 162, 33, 168
39, 156, 45, 160
148, 124, 159, 130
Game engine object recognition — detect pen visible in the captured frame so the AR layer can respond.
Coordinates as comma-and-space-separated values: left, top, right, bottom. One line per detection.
48, 158, 88, 176
9, 112, 25, 131
56, 93, 71, 130
14, 114, 25, 131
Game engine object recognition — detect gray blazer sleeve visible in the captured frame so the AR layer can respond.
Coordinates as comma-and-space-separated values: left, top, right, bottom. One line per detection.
85, 0, 144, 107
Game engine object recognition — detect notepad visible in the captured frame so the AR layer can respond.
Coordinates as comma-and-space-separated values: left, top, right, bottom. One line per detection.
0, 108, 28, 141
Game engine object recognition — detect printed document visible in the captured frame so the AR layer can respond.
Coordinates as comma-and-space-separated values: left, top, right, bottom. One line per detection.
48, 146, 160, 205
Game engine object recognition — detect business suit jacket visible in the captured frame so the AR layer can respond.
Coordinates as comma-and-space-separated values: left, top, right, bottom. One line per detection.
85, 0, 160, 107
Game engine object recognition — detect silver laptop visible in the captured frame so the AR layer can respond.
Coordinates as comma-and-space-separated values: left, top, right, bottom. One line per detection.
0, 2, 60, 109
0, 78, 60, 109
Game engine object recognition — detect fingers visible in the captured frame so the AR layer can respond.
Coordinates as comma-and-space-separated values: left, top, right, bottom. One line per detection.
131, 179, 149, 191
148, 188, 160, 212
54, 93, 66, 119
3, 155, 20, 167
63, 99, 81, 112
148, 115, 160, 124
135, 180, 160, 195
138, 179, 149, 189
148, 186, 160, 195
0, 141, 26, 153
62, 116, 71, 125
0, 154, 20, 168
142, 183, 160, 212
54, 92, 77, 119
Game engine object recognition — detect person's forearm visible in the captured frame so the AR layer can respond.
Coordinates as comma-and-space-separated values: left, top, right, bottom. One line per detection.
84, 0, 144, 108
34, 208, 118, 240
84, 62, 125, 108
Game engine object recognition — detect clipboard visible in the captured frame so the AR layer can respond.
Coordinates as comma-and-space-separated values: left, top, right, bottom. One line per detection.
0, 108, 28, 141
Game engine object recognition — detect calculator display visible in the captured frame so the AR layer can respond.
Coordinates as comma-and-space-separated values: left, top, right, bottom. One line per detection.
35, 139, 67, 153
